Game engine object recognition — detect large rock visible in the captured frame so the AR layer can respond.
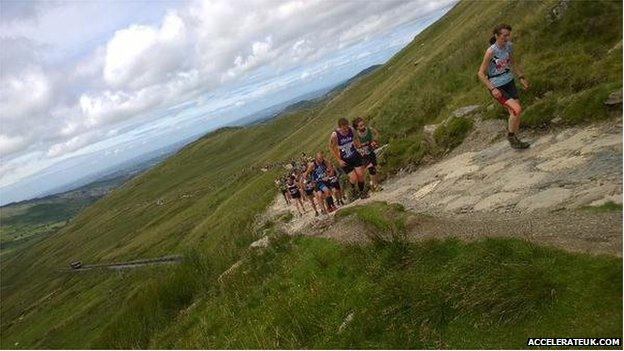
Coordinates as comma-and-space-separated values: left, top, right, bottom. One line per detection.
217, 260, 243, 283
453, 105, 481, 118
250, 236, 270, 248
423, 123, 439, 135
604, 89, 622, 106
338, 312, 355, 333
548, 0, 570, 23
515, 187, 573, 211
473, 192, 519, 211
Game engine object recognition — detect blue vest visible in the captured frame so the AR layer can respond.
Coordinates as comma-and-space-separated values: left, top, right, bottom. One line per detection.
488, 42, 514, 87
312, 161, 327, 182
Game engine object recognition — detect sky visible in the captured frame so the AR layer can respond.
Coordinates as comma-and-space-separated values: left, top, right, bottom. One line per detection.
0, 0, 456, 205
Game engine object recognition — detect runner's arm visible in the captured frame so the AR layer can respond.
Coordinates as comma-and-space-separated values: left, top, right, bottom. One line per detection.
302, 162, 313, 180
509, 53, 524, 78
477, 48, 495, 90
372, 127, 380, 144
352, 127, 363, 149
329, 132, 343, 163
323, 160, 332, 180
298, 176, 305, 189
509, 53, 529, 88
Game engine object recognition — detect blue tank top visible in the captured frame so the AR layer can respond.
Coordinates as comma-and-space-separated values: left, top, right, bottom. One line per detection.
488, 42, 514, 87
312, 161, 327, 182
335, 127, 357, 159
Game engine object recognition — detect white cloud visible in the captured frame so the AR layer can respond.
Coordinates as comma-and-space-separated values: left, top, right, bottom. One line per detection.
0, 66, 51, 122
0, 0, 457, 193
0, 135, 28, 155
46, 131, 102, 157
103, 11, 189, 90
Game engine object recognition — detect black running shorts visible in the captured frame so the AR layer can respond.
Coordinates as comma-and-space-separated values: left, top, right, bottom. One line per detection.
341, 153, 363, 174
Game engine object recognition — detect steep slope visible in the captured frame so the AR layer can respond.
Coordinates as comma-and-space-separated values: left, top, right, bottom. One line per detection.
268, 114, 622, 255
1, 0, 621, 348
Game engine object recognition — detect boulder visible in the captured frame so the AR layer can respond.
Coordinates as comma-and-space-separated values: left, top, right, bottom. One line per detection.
548, 0, 570, 23
604, 89, 622, 106
452, 105, 481, 118
338, 312, 355, 333
423, 123, 439, 135
217, 260, 243, 283
250, 236, 270, 248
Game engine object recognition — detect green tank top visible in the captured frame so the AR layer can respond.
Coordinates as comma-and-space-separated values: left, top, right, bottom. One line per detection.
359, 128, 373, 145
358, 128, 374, 155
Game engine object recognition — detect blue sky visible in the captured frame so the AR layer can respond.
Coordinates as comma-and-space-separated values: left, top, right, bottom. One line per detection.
0, 0, 456, 205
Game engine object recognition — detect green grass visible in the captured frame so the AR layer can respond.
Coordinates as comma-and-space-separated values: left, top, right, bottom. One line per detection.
93, 202, 622, 349
380, 135, 428, 174
336, 201, 408, 236
434, 117, 474, 151
145, 225, 621, 349
1, 0, 621, 348
581, 201, 623, 213
0, 198, 95, 247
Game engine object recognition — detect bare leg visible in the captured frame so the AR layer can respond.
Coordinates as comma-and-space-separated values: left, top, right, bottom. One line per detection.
504, 99, 522, 133
296, 198, 305, 215
308, 195, 319, 215
354, 166, 367, 197
315, 192, 327, 214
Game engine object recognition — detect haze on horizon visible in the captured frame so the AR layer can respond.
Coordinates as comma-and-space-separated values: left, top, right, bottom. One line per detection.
0, 0, 456, 205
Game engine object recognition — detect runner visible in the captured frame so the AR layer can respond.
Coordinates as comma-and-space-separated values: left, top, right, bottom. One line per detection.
329, 118, 368, 200
304, 152, 336, 213
286, 175, 305, 216
300, 172, 320, 216
275, 177, 290, 204
353, 117, 382, 192
478, 23, 530, 149
326, 162, 344, 206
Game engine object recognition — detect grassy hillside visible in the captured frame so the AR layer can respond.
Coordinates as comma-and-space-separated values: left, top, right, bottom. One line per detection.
1, 0, 621, 348
144, 203, 621, 349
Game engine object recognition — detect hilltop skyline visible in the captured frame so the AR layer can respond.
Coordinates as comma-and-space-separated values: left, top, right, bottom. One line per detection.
0, 0, 456, 204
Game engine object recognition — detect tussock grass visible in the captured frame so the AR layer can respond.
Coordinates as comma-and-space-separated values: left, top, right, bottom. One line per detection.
434, 117, 474, 151
147, 202, 622, 349
581, 201, 623, 213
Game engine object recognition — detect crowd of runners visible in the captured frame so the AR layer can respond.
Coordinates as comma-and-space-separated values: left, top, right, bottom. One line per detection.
274, 117, 381, 216
275, 23, 532, 216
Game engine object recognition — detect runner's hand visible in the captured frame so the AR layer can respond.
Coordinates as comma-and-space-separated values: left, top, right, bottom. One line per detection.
520, 77, 530, 90
490, 88, 502, 99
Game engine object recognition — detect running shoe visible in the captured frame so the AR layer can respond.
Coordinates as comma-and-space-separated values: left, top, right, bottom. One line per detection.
507, 134, 530, 149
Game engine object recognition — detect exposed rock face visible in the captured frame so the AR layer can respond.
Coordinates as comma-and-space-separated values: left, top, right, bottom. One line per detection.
266, 117, 622, 255
338, 312, 355, 333
373, 120, 622, 215
250, 236, 270, 248
604, 89, 622, 106
548, 0, 570, 23
218, 260, 243, 283
452, 105, 481, 118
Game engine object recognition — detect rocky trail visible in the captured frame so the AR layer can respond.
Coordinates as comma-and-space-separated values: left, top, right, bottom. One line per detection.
264, 112, 623, 256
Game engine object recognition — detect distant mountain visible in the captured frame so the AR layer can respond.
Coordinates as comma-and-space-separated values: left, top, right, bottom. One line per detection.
233, 64, 383, 127
36, 138, 191, 200
323, 64, 382, 97
232, 86, 335, 126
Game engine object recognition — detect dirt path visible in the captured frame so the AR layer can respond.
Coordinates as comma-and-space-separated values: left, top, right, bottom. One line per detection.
264, 116, 622, 256
63, 255, 183, 272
